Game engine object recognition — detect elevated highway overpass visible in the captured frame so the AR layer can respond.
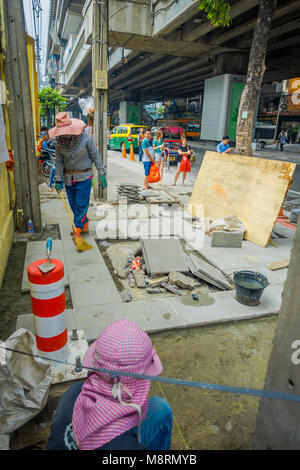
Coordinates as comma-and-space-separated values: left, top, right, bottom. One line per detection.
47, 0, 300, 138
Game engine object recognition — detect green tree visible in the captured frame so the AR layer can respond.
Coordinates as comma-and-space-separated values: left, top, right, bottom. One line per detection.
199, 0, 277, 156
38, 87, 67, 125
198, 0, 231, 27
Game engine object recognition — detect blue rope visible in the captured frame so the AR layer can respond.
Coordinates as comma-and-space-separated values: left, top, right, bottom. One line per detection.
90, 367, 300, 403
1, 345, 299, 404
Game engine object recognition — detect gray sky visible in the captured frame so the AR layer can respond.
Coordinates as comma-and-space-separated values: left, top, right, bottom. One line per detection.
23, 0, 50, 79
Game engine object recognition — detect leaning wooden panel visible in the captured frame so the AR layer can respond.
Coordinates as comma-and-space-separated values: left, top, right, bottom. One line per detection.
188, 151, 295, 247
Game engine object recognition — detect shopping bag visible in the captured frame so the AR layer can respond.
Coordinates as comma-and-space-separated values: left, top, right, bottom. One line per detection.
148, 163, 161, 183
179, 154, 191, 172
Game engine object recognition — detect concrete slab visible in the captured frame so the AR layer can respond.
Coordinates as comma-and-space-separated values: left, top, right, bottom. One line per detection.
72, 303, 129, 341
126, 298, 187, 333
16, 309, 74, 333
94, 203, 152, 220
211, 230, 243, 248
70, 280, 122, 308
62, 244, 103, 267
61, 236, 99, 252
95, 217, 195, 241
189, 234, 293, 273
66, 262, 112, 284
71, 298, 185, 340
25, 240, 64, 256
169, 285, 282, 328
141, 238, 189, 275
189, 253, 232, 289
41, 200, 68, 225
59, 222, 74, 240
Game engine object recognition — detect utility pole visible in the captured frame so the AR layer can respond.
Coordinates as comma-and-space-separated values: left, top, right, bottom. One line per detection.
253, 219, 300, 449
3, 0, 42, 232
92, 0, 108, 201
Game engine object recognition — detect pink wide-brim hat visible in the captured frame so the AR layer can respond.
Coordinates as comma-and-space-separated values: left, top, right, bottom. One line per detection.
48, 112, 86, 139
83, 319, 162, 380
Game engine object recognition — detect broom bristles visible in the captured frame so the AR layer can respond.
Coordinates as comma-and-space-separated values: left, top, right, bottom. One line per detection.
73, 236, 93, 252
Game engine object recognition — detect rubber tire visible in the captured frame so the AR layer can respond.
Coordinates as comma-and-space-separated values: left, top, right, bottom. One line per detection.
40, 161, 52, 177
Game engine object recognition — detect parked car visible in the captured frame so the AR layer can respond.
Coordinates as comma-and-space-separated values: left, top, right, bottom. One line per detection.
107, 124, 148, 151
159, 126, 184, 165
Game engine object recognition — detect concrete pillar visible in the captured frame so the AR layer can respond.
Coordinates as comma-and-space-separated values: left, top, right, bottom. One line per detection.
121, 90, 140, 102
200, 74, 245, 142
253, 221, 300, 449
119, 90, 141, 124
214, 52, 249, 76
119, 101, 141, 125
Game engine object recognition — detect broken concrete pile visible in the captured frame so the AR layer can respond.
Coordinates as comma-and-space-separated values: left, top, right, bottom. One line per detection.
103, 237, 232, 302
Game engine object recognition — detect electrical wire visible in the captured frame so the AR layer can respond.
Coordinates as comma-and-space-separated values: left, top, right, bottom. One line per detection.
31, 0, 43, 81
1, 344, 300, 404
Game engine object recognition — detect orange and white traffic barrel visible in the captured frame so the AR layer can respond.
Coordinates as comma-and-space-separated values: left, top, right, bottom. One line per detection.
27, 259, 68, 361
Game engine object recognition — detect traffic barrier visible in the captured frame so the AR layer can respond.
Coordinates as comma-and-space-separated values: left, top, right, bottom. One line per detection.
122, 143, 127, 158
27, 259, 68, 361
129, 144, 135, 161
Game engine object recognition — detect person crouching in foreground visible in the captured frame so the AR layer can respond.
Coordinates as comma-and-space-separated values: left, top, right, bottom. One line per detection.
47, 319, 173, 450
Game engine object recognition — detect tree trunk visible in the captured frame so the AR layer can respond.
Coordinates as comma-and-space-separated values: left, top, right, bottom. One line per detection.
235, 0, 277, 156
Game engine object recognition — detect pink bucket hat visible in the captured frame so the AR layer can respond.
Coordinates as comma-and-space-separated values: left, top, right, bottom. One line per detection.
72, 320, 162, 449
48, 111, 86, 139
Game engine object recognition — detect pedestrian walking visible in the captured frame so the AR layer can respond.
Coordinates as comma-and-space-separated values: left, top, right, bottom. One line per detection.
279, 129, 288, 151
138, 127, 145, 162
49, 112, 107, 240
153, 129, 165, 184
217, 135, 233, 154
142, 128, 156, 189
172, 137, 192, 187
47, 319, 173, 450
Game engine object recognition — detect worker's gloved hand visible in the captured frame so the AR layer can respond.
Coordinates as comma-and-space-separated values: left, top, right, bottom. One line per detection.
55, 182, 62, 193
100, 175, 107, 189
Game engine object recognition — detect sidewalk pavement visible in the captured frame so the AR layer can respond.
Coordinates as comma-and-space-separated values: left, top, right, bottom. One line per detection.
16, 160, 295, 341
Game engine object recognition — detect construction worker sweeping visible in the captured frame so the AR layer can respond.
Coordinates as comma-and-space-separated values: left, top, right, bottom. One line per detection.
49, 112, 107, 251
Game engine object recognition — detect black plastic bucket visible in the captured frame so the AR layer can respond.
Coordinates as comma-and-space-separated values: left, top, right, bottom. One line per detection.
233, 270, 269, 306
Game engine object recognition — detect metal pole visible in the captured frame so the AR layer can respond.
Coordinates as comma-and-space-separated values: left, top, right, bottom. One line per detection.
92, 0, 100, 200
92, 0, 108, 201
101, 0, 108, 201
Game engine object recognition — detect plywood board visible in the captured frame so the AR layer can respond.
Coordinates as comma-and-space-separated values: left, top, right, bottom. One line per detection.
267, 259, 290, 271
188, 151, 295, 247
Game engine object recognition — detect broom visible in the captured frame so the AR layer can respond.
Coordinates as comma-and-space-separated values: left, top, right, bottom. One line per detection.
58, 190, 93, 252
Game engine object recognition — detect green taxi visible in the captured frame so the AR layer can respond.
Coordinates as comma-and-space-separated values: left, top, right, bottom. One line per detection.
108, 124, 148, 151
